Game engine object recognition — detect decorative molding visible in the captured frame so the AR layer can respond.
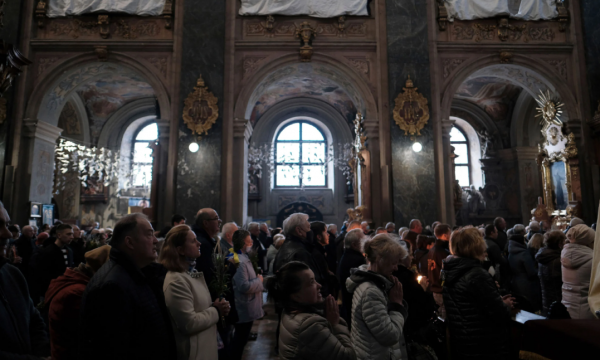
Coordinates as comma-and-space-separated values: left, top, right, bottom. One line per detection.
98, 15, 109, 39
148, 57, 168, 77
499, 50, 513, 64
114, 19, 161, 39
295, 22, 317, 62
545, 59, 567, 80
437, 1, 448, 31
345, 57, 369, 76
94, 46, 108, 62
38, 56, 59, 75
36, 0, 47, 28
242, 56, 267, 78
497, 19, 528, 42
48, 19, 98, 39
443, 58, 465, 79
529, 27, 555, 41
163, 0, 173, 29
557, 2, 569, 32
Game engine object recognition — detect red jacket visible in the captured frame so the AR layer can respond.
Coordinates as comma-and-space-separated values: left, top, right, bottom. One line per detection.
45, 267, 91, 360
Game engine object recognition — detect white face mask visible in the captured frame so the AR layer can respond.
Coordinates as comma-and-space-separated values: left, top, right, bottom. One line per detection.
245, 246, 253, 253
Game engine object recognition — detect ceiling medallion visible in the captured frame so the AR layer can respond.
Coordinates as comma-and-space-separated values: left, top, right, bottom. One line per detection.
183, 75, 219, 140
535, 89, 563, 127
393, 76, 430, 136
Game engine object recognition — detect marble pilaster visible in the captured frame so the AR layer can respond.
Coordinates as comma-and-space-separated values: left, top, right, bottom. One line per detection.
441, 119, 456, 224
232, 119, 252, 226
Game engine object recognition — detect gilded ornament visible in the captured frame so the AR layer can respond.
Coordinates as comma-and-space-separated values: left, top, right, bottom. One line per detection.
393, 76, 430, 136
183, 76, 219, 140
535, 90, 563, 127
295, 22, 316, 62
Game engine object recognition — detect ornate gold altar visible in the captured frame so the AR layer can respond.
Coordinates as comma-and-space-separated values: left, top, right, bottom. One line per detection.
348, 112, 371, 223
533, 91, 581, 218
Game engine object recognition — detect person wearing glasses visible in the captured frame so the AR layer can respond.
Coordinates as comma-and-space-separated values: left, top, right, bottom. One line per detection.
191, 208, 222, 297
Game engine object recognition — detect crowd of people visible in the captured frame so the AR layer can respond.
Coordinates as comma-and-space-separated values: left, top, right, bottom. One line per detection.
1, 198, 599, 360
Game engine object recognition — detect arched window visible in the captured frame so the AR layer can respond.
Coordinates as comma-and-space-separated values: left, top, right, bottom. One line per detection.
132, 123, 158, 188
450, 126, 471, 188
275, 121, 327, 187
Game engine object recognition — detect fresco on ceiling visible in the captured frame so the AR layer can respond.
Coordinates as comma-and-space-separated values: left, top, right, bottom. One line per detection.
250, 74, 357, 126
76, 73, 154, 138
249, 63, 362, 127
455, 77, 522, 121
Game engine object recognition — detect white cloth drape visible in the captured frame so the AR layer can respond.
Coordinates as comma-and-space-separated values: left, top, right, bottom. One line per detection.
47, 0, 166, 18
444, 0, 558, 21
239, 0, 369, 18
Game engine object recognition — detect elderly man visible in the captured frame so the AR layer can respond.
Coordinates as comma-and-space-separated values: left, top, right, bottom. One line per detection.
494, 217, 508, 254
404, 219, 423, 251
69, 225, 86, 266
385, 222, 396, 233
79, 213, 176, 360
191, 208, 222, 295
327, 224, 338, 238
259, 223, 273, 249
527, 221, 542, 240
331, 220, 362, 268
0, 201, 51, 359
14, 225, 35, 278
218, 222, 238, 256
248, 222, 268, 271
273, 213, 326, 295
360, 221, 372, 236
337, 229, 366, 327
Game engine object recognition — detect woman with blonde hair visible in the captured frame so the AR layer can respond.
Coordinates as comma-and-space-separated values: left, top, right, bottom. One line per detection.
160, 225, 231, 360
443, 228, 514, 360
346, 233, 408, 360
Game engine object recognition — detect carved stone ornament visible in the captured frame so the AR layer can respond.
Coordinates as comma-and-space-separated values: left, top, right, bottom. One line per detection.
0, 41, 32, 123
36, 0, 47, 28
437, 1, 448, 31
393, 76, 430, 136
182, 76, 219, 139
295, 22, 316, 62
499, 50, 513, 64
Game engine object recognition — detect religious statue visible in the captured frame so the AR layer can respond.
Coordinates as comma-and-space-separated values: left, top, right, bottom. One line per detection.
466, 185, 485, 214
478, 129, 496, 158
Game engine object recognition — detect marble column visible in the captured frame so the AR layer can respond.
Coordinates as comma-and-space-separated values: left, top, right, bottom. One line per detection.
232, 119, 252, 226
441, 119, 456, 225
364, 121, 380, 225
156, 120, 171, 227
13, 120, 62, 224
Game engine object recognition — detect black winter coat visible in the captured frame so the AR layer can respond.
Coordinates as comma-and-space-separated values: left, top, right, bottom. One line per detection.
13, 235, 35, 280
78, 248, 176, 360
414, 249, 429, 275
508, 238, 541, 312
273, 234, 326, 297
0, 257, 50, 360
191, 226, 218, 298
30, 243, 73, 300
336, 248, 366, 325
392, 265, 435, 342
535, 247, 562, 316
427, 239, 449, 293
442, 256, 510, 360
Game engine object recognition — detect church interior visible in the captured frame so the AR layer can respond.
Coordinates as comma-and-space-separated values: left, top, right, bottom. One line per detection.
1, 0, 599, 231
1, 1, 600, 360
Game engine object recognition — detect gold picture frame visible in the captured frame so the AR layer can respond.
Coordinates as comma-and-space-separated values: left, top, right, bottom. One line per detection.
537, 132, 577, 214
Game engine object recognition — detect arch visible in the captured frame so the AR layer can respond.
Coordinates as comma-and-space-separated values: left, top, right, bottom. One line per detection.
25, 53, 170, 127
60, 93, 91, 145
118, 116, 158, 190
234, 53, 378, 124
441, 54, 580, 125
97, 97, 158, 149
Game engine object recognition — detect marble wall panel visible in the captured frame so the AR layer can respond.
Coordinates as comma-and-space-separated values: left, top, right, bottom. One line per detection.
386, 0, 438, 226
175, 0, 226, 222
581, 0, 600, 115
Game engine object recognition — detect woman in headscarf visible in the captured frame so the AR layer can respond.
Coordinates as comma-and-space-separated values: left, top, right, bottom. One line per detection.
561, 224, 596, 319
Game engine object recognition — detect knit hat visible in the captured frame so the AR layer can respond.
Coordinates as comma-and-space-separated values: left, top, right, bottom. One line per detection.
567, 224, 595, 247
84, 245, 111, 273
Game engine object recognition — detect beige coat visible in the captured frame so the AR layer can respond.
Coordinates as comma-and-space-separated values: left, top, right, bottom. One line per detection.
279, 311, 356, 360
561, 243, 594, 319
163, 271, 219, 360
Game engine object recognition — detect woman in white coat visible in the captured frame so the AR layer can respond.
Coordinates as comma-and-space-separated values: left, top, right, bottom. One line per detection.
346, 233, 408, 360
562, 224, 596, 319
160, 225, 231, 360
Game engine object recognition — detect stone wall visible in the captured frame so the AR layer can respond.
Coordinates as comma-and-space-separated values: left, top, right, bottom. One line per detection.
175, 0, 226, 222
386, 0, 438, 226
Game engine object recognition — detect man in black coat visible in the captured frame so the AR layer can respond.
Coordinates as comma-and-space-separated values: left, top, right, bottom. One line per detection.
31, 224, 74, 302
14, 225, 36, 280
248, 222, 268, 272
494, 217, 508, 255
79, 213, 176, 360
336, 229, 366, 327
484, 224, 509, 288
68, 225, 86, 267
428, 223, 451, 319
404, 219, 423, 251
259, 223, 273, 249
310, 221, 336, 298
273, 213, 326, 295
191, 208, 222, 298
0, 200, 51, 359
329, 220, 361, 269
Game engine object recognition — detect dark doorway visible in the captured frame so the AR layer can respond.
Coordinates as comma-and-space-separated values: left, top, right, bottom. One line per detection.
276, 201, 323, 227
